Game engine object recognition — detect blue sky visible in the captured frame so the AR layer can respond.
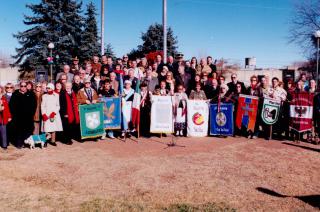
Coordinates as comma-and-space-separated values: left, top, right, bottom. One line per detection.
0, 0, 305, 68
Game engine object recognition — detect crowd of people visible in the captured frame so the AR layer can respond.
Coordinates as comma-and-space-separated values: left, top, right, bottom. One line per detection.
1, 53, 319, 149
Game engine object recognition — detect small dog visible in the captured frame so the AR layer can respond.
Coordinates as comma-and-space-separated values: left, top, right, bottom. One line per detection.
24, 134, 49, 149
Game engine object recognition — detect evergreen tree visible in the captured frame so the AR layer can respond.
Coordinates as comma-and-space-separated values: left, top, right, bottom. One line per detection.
104, 43, 116, 60
13, 0, 83, 71
80, 1, 99, 61
139, 23, 178, 56
57, 0, 83, 63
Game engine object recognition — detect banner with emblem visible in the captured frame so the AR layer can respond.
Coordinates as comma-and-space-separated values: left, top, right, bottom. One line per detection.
261, 97, 281, 125
210, 103, 234, 136
79, 103, 105, 139
100, 97, 121, 129
290, 92, 314, 132
235, 94, 259, 131
150, 96, 173, 133
187, 100, 209, 137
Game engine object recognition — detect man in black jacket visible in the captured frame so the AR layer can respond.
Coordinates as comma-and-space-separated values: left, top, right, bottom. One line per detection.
9, 82, 37, 148
227, 73, 246, 94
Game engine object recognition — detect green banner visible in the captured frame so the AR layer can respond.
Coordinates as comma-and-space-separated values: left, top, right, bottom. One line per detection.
79, 103, 104, 139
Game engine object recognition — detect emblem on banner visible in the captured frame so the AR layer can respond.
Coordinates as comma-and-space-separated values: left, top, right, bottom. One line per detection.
261, 98, 281, 125
216, 112, 227, 127
85, 112, 101, 129
192, 112, 204, 125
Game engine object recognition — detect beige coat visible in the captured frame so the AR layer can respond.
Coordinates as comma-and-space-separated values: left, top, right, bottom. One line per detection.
41, 93, 63, 132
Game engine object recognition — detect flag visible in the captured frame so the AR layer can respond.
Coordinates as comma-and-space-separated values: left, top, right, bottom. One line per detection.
102, 97, 121, 129
131, 79, 141, 129
210, 103, 234, 136
235, 94, 259, 131
119, 74, 124, 96
150, 96, 174, 133
79, 103, 104, 139
261, 98, 281, 125
290, 92, 314, 132
187, 100, 209, 137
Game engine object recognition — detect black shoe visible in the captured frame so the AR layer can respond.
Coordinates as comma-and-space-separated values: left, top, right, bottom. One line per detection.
51, 142, 57, 146
66, 141, 73, 145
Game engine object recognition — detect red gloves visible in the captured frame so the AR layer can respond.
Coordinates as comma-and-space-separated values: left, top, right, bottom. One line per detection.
42, 112, 56, 121
42, 114, 49, 122
49, 112, 56, 119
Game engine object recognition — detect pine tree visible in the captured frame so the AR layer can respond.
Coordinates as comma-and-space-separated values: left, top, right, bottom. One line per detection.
80, 2, 99, 61
139, 23, 178, 56
59, 0, 83, 63
104, 43, 116, 60
13, 0, 83, 71
13, 0, 62, 70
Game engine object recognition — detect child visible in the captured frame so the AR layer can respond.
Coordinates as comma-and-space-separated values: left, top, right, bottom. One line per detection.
173, 85, 188, 136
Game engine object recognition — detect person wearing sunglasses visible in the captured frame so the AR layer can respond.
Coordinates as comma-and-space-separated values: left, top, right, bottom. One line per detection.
9, 81, 37, 149
227, 73, 246, 94
4, 83, 14, 103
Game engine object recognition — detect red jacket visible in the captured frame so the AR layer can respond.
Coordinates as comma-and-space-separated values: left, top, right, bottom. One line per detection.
0, 96, 11, 125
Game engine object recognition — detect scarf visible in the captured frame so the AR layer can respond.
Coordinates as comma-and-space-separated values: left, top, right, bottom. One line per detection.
65, 92, 80, 124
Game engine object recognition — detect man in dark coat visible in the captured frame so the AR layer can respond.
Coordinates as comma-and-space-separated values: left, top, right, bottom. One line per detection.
9, 82, 37, 148
227, 73, 246, 94
204, 78, 220, 100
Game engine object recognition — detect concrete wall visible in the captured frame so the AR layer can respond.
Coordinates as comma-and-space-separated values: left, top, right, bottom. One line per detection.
0, 67, 19, 85
222, 69, 283, 87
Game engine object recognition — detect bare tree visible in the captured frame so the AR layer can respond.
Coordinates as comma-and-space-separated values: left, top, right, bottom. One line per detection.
289, 0, 320, 58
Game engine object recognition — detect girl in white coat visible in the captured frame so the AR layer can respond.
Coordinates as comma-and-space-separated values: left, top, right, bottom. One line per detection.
41, 83, 63, 146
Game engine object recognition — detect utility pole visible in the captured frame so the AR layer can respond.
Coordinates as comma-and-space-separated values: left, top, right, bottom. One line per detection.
101, 0, 105, 56
163, 0, 167, 64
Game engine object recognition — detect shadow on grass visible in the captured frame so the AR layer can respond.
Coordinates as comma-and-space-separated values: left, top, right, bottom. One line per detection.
256, 187, 320, 209
282, 142, 320, 153
80, 199, 236, 212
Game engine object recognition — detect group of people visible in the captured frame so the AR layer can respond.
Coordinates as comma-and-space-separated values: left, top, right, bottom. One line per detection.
1, 53, 319, 149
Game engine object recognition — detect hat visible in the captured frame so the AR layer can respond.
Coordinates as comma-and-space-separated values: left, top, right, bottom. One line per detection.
124, 80, 132, 85
84, 78, 91, 83
46, 83, 54, 90
73, 56, 79, 61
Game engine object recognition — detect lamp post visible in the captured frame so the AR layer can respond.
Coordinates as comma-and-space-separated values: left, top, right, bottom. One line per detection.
315, 31, 320, 87
163, 0, 167, 64
48, 42, 55, 82
101, 0, 105, 56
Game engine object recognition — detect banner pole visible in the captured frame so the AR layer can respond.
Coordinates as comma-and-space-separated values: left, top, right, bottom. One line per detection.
269, 125, 272, 140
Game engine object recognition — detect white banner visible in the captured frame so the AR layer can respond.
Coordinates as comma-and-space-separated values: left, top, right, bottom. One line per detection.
187, 100, 209, 137
150, 96, 173, 133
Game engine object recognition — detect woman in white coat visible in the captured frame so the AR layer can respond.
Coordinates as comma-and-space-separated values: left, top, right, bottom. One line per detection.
41, 83, 63, 146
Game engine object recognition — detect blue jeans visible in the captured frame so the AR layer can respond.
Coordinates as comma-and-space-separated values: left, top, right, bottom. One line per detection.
0, 125, 8, 148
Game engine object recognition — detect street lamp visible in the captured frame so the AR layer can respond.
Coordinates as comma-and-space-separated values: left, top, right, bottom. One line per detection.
48, 42, 55, 82
315, 30, 320, 87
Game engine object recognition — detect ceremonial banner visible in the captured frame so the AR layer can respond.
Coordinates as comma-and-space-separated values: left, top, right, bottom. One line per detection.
187, 100, 209, 137
235, 94, 259, 131
261, 98, 281, 125
101, 97, 121, 129
150, 96, 173, 133
79, 103, 104, 139
210, 103, 234, 136
290, 92, 314, 132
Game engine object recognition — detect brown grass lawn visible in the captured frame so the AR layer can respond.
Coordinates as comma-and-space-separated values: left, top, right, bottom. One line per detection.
0, 136, 319, 211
